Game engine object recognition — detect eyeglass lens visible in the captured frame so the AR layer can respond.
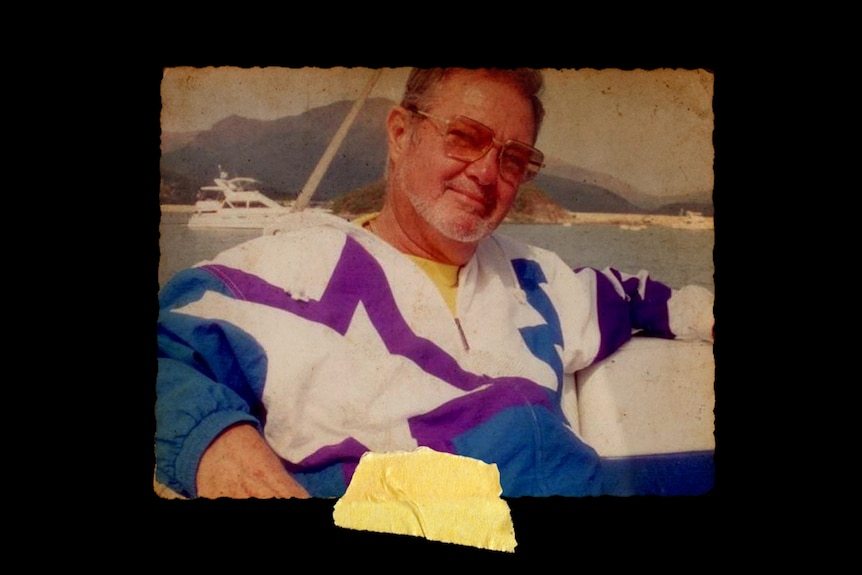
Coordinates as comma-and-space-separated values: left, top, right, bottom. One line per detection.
443, 117, 542, 183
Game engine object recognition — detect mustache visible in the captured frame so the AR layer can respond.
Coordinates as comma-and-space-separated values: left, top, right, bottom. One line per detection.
445, 180, 497, 213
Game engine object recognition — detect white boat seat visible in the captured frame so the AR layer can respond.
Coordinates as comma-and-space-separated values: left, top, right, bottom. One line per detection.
567, 336, 715, 495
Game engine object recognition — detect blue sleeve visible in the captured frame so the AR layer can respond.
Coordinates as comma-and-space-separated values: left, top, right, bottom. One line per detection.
155, 268, 269, 498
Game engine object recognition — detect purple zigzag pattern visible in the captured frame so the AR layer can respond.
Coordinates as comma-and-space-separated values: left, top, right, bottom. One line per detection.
201, 237, 553, 399
201, 236, 556, 472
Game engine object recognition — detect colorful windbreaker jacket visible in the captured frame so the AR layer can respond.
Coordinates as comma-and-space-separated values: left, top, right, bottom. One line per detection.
156, 212, 712, 498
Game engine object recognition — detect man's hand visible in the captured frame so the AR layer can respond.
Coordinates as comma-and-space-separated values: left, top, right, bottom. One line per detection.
196, 424, 311, 499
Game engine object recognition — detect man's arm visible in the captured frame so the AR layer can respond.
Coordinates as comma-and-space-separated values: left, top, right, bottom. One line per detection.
197, 424, 310, 499
571, 266, 714, 364
156, 268, 288, 498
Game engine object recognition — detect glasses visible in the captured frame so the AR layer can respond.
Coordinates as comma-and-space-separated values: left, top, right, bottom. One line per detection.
411, 109, 544, 185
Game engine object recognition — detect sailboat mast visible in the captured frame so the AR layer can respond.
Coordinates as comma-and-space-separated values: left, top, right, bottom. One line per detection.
293, 69, 383, 212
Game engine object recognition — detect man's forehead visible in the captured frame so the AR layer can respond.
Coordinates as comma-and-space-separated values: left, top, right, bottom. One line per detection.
430, 72, 519, 106
461, 82, 491, 108
429, 72, 536, 139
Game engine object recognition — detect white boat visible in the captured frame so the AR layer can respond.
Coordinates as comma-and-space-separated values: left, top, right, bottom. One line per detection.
188, 171, 291, 229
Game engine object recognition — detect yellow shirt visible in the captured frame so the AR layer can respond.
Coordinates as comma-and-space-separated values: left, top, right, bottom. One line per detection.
406, 255, 460, 316
355, 213, 460, 316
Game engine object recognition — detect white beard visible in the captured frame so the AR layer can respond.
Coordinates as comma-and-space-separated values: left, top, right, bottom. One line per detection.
394, 167, 498, 244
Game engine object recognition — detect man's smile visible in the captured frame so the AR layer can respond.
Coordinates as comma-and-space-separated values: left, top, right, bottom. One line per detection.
447, 184, 494, 214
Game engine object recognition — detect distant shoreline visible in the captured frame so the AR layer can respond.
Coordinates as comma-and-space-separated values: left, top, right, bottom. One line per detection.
159, 204, 713, 231
557, 211, 714, 231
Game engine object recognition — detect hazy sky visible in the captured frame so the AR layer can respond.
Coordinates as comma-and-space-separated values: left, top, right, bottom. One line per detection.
161, 67, 714, 200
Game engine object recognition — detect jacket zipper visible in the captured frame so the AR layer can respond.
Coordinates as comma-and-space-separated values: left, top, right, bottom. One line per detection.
454, 317, 470, 351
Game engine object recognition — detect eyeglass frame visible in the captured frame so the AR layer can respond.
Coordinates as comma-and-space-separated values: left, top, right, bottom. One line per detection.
407, 107, 545, 185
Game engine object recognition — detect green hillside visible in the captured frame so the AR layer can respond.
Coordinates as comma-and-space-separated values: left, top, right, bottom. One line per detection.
330, 180, 570, 223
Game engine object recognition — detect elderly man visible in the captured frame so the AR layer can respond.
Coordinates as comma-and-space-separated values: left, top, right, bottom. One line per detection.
156, 68, 713, 499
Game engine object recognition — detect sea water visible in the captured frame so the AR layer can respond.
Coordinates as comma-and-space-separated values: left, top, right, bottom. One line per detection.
157, 211, 715, 292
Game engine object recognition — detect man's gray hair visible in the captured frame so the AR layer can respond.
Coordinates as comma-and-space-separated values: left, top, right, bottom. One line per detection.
399, 68, 545, 141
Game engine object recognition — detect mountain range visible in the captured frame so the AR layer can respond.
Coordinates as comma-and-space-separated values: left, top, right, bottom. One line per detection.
160, 98, 712, 216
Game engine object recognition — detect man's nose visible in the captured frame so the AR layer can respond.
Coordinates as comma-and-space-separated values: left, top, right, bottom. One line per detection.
464, 146, 501, 185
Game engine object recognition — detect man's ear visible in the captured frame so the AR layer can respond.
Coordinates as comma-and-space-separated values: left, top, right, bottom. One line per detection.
386, 106, 413, 162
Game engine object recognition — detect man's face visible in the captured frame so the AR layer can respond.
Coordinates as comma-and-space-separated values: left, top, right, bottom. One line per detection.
389, 71, 537, 245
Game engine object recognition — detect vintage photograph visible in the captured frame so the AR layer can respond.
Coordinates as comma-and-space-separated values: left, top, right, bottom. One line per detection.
156, 66, 715, 549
